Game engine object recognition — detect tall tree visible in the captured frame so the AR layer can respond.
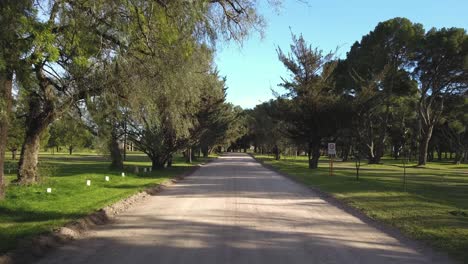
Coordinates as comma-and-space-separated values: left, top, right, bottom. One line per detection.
413, 27, 468, 165
345, 18, 423, 163
277, 34, 342, 169
0, 0, 34, 195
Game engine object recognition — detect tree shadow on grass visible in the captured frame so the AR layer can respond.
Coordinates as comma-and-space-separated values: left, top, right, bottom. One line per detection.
0, 206, 84, 223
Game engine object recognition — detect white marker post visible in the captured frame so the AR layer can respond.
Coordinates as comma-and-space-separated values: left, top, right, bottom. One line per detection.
46, 188, 52, 193
105, 176, 110, 181
149, 167, 152, 172
86, 180, 91, 186
143, 168, 147, 173
121, 172, 125, 177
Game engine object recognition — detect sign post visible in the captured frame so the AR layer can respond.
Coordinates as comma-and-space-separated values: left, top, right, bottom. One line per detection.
328, 143, 336, 176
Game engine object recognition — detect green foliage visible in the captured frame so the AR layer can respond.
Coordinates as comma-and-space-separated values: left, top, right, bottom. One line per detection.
6, 112, 24, 156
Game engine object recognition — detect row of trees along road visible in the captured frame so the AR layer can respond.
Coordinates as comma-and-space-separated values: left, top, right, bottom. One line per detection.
0, 0, 279, 198
245, 18, 467, 169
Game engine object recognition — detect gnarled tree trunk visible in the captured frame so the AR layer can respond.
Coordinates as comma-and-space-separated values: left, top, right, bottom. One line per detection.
17, 78, 56, 184
17, 127, 43, 184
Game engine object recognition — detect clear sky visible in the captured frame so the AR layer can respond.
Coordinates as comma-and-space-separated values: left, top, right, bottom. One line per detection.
214, 0, 468, 109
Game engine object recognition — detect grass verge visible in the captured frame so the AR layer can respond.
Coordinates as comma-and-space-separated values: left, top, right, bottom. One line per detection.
254, 154, 468, 262
0, 152, 212, 254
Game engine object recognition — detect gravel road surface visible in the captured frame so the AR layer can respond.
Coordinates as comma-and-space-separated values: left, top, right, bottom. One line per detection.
38, 153, 449, 264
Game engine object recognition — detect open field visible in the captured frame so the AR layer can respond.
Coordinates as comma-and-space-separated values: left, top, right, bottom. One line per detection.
254, 154, 468, 262
0, 152, 211, 254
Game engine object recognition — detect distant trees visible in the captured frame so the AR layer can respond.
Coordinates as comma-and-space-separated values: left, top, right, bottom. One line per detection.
247, 100, 287, 159
243, 17, 467, 168
48, 114, 93, 155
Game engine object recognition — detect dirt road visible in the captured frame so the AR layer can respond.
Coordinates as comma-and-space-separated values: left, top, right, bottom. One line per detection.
38, 153, 449, 264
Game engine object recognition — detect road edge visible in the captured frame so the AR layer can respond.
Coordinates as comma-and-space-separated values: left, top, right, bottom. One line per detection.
249, 154, 457, 264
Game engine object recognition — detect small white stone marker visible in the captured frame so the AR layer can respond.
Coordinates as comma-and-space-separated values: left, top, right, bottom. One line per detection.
121, 172, 125, 177
86, 180, 91, 186
105, 176, 110, 181
46, 188, 52, 193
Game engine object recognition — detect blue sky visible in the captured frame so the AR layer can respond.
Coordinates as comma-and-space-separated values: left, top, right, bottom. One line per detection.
214, 0, 468, 109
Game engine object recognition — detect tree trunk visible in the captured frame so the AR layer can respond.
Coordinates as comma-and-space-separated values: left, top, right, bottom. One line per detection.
123, 119, 127, 161
308, 141, 321, 169
454, 151, 463, 165
11, 149, 17, 160
273, 145, 280, 160
167, 155, 173, 168
152, 158, 165, 170
418, 124, 434, 166
17, 69, 59, 184
109, 128, 123, 170
365, 119, 379, 164
69, 146, 73, 155
186, 148, 192, 163
201, 145, 209, 158
0, 70, 13, 197
367, 142, 379, 164
342, 144, 350, 162
427, 146, 434, 162
17, 127, 43, 184
436, 146, 442, 161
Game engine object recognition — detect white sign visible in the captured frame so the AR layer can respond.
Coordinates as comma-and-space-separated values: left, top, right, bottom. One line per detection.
121, 172, 125, 177
86, 180, 91, 186
105, 176, 110, 182
328, 143, 336, 155
46, 188, 52, 193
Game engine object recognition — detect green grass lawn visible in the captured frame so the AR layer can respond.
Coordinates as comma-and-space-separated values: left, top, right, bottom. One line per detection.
254, 154, 468, 262
0, 151, 212, 254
